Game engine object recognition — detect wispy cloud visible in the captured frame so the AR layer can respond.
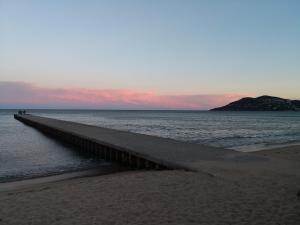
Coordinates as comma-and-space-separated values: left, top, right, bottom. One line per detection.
0, 81, 244, 109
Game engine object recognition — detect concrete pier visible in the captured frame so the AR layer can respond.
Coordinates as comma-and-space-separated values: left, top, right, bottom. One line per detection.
14, 114, 264, 171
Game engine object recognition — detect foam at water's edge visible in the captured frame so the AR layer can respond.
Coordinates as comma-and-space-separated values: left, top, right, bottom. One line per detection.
231, 142, 300, 152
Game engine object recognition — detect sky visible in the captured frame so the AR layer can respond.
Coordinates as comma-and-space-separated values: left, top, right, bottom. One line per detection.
0, 0, 299, 109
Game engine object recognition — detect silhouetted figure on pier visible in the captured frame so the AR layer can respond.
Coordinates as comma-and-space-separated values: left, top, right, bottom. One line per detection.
17, 110, 26, 115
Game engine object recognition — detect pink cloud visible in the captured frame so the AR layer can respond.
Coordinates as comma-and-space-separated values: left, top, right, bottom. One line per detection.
0, 81, 245, 109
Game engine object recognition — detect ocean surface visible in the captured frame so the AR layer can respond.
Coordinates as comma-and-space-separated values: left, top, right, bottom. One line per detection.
1, 109, 300, 182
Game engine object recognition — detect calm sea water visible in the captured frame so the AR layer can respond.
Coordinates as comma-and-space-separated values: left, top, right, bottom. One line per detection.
1, 109, 300, 181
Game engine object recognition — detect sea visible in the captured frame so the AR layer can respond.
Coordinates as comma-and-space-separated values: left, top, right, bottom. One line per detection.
1, 109, 300, 182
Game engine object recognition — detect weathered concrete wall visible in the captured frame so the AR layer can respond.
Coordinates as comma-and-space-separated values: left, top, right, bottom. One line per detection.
14, 114, 166, 170
14, 114, 259, 172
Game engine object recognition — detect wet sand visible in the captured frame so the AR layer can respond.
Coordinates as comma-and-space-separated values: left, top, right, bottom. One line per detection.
0, 165, 128, 192
0, 145, 299, 225
253, 144, 300, 162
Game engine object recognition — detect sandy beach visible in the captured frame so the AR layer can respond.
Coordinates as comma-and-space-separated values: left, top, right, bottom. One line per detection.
0, 145, 299, 225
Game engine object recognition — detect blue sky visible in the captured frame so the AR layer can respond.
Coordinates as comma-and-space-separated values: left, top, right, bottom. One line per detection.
0, 0, 299, 109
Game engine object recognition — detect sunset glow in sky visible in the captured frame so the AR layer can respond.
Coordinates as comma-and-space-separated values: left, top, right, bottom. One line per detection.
0, 0, 299, 109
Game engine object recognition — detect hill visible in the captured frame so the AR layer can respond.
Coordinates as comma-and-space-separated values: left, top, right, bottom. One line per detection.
211, 95, 300, 111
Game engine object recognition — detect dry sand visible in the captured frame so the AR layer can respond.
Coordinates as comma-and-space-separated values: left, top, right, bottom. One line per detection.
0, 145, 299, 225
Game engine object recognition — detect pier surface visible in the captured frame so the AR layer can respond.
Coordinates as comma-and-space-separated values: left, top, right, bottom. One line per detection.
14, 114, 265, 171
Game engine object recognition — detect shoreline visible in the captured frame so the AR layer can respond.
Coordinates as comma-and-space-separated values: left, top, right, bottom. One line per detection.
1, 144, 299, 192
1, 144, 299, 224
0, 164, 129, 192
231, 141, 300, 152
0, 163, 123, 184
1, 141, 298, 185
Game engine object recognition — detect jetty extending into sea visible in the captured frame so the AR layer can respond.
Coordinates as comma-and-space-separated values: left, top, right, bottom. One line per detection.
14, 114, 264, 171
